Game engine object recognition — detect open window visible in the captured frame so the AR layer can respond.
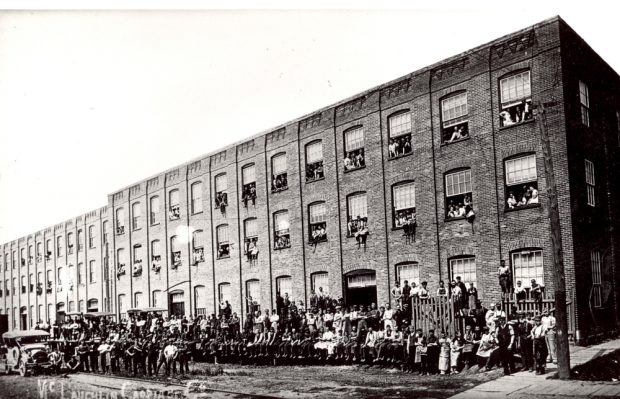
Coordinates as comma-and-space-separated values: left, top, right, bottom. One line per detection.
216, 224, 230, 259
116, 208, 125, 235
133, 244, 143, 276
169, 189, 180, 220
132, 202, 142, 230
499, 70, 532, 127
309, 202, 327, 244
305, 141, 324, 183
388, 111, 413, 158
170, 235, 181, 268
346, 192, 368, 237
214, 173, 228, 211
343, 127, 365, 172
151, 240, 162, 272
441, 92, 469, 144
241, 164, 257, 208
273, 211, 291, 250
449, 256, 477, 287
192, 230, 205, 264
191, 181, 203, 214
393, 182, 416, 228
444, 169, 473, 220
244, 218, 259, 262
511, 248, 544, 290
271, 153, 288, 192
116, 248, 125, 279
150, 196, 160, 225
505, 154, 539, 209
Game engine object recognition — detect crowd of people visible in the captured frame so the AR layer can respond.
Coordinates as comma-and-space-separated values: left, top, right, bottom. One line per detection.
347, 217, 370, 249
446, 195, 474, 220
499, 99, 533, 127
30, 276, 556, 379
506, 185, 539, 209
388, 135, 412, 158
241, 183, 257, 208
343, 149, 365, 171
271, 174, 288, 192
305, 162, 324, 183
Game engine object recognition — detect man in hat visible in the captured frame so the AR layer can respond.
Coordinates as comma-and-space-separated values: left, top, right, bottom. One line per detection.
530, 315, 548, 374
517, 312, 534, 371
494, 315, 515, 375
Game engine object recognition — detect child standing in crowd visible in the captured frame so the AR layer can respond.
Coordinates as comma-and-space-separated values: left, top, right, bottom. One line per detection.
438, 332, 451, 375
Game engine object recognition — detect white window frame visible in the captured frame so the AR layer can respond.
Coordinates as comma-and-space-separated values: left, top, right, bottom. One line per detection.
579, 80, 590, 127
272, 153, 287, 175
500, 70, 531, 107
585, 159, 595, 207
244, 219, 258, 240
242, 164, 256, 185
396, 262, 420, 286
388, 111, 412, 138
449, 257, 477, 287
393, 183, 416, 211
441, 92, 468, 128
215, 173, 228, 193
348, 193, 368, 220
505, 154, 537, 185
512, 249, 544, 289
306, 141, 323, 164
276, 276, 293, 299
312, 272, 329, 295
445, 170, 472, 197
191, 182, 203, 214
344, 127, 364, 151
218, 282, 231, 304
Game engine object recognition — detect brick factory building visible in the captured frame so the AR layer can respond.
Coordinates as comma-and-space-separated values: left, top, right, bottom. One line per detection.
1, 16, 618, 343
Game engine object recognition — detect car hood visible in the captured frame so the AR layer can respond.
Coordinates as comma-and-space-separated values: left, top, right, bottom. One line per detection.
21, 344, 48, 353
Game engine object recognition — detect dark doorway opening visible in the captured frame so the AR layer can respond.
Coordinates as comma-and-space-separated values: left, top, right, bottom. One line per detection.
345, 270, 377, 308
169, 291, 185, 317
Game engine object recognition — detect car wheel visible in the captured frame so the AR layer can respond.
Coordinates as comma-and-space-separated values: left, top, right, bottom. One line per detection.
3, 360, 9, 375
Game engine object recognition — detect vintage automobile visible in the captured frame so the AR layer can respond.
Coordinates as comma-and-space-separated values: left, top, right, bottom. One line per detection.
0, 330, 52, 376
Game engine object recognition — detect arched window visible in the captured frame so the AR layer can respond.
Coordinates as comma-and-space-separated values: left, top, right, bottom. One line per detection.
192, 230, 205, 264
102, 221, 109, 244
311, 272, 329, 295
67, 232, 75, 254
216, 225, 230, 259
89, 260, 96, 284
218, 282, 231, 304
118, 294, 126, 318
134, 292, 143, 308
395, 262, 420, 286
449, 256, 477, 287
77, 229, 84, 251
343, 126, 365, 172
346, 192, 368, 237
276, 275, 293, 301
48, 304, 54, 322
132, 202, 142, 230
116, 248, 126, 278
244, 218, 258, 256
170, 236, 181, 268
152, 290, 162, 307
68, 301, 75, 312
78, 300, 84, 313
271, 153, 288, 192
88, 225, 95, 248
133, 245, 143, 276
87, 299, 99, 312
388, 110, 413, 158
191, 181, 203, 214
169, 189, 180, 220
116, 208, 125, 234
77, 263, 84, 285
392, 182, 416, 228
308, 202, 327, 243
214, 174, 228, 209
151, 240, 162, 271
504, 153, 539, 210
194, 285, 206, 316
150, 196, 160, 225
246, 279, 261, 313
241, 164, 257, 208
444, 169, 473, 220
273, 211, 290, 250
305, 141, 324, 183
440, 91, 469, 143
511, 248, 543, 289
499, 70, 532, 127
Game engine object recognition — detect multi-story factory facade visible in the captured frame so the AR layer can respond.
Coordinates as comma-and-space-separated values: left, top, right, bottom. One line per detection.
1, 16, 619, 342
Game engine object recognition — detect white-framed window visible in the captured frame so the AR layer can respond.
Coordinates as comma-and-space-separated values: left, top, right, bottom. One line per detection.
215, 174, 228, 209
191, 181, 203, 214
88, 226, 95, 248
347, 273, 376, 288
134, 292, 143, 308
192, 230, 205, 263
169, 189, 180, 220
132, 202, 141, 230
150, 196, 160, 225
579, 80, 590, 127
393, 182, 416, 228
216, 224, 230, 258
505, 154, 539, 209
116, 248, 126, 277
218, 282, 231, 304
512, 249, 543, 289
585, 159, 596, 207
118, 294, 126, 316
305, 141, 324, 182
309, 202, 327, 242
450, 257, 477, 287
445, 169, 473, 219
246, 279, 261, 312
241, 164, 257, 207
347, 193, 368, 236
276, 275, 293, 299
78, 300, 84, 313
499, 70, 533, 127
194, 285, 207, 316
388, 111, 413, 158
102, 221, 108, 244
68, 301, 75, 313
152, 290, 162, 307
396, 262, 420, 286
244, 218, 258, 254
170, 236, 181, 267
87, 299, 98, 312
344, 127, 365, 171
151, 240, 162, 270
67, 233, 74, 254
271, 153, 288, 192
274, 211, 291, 249
116, 208, 125, 234
591, 250, 602, 308
77, 263, 84, 285
312, 272, 329, 295
441, 92, 469, 143
89, 260, 96, 283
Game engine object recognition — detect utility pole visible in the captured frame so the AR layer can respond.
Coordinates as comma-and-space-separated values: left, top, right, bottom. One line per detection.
536, 102, 571, 379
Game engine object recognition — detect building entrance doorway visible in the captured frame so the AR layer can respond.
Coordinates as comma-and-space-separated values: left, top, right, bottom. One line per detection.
169, 291, 185, 317
345, 270, 377, 308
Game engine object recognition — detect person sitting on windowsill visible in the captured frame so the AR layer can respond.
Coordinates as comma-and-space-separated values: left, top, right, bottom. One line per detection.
449, 126, 463, 142
500, 110, 514, 126
527, 187, 539, 204
447, 205, 457, 218
507, 192, 518, 209
456, 204, 466, 218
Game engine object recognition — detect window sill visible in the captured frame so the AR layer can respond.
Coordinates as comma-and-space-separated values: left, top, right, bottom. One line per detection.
444, 216, 467, 223
499, 118, 535, 131
441, 137, 470, 147
132, 228, 142, 232
217, 255, 230, 260
273, 245, 291, 251
305, 177, 325, 184
150, 222, 160, 227
388, 152, 413, 161
191, 211, 204, 216
346, 233, 371, 239
271, 186, 289, 194
505, 203, 540, 213
344, 165, 366, 174
308, 238, 328, 245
